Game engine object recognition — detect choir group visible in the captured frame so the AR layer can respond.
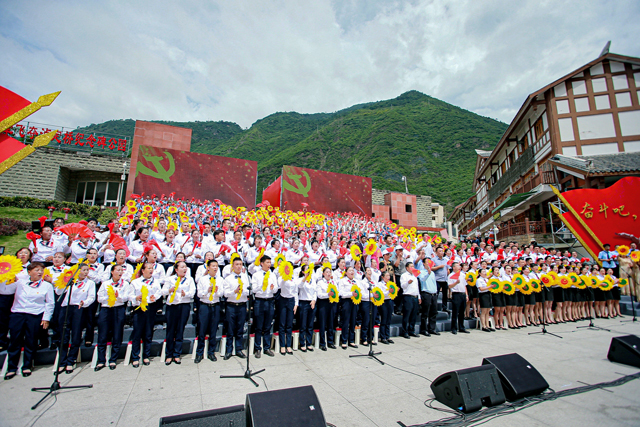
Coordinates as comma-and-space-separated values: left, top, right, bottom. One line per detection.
1, 197, 638, 381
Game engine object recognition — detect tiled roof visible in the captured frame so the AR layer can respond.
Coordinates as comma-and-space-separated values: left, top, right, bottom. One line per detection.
550, 152, 640, 174
475, 149, 492, 157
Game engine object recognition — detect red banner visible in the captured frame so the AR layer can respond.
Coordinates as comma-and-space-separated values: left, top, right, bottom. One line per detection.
280, 165, 372, 215
554, 177, 640, 257
132, 145, 258, 208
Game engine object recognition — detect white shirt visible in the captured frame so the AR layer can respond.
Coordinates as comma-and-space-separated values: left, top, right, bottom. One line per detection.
183, 242, 204, 264
129, 277, 162, 307
400, 272, 419, 296
279, 276, 299, 305
56, 278, 96, 307
197, 274, 224, 304
69, 241, 90, 264
315, 277, 335, 300
159, 241, 178, 263
87, 262, 105, 284
360, 277, 377, 301
448, 272, 467, 293
102, 263, 134, 283
205, 240, 229, 265
162, 275, 196, 305
97, 278, 130, 307
223, 272, 251, 303
128, 239, 147, 263
286, 248, 305, 266
150, 230, 166, 243
297, 275, 317, 302
338, 277, 359, 299
30, 238, 61, 262
11, 278, 55, 320
251, 269, 279, 299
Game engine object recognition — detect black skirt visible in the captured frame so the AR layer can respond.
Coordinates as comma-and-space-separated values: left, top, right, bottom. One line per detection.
479, 292, 493, 309
570, 288, 579, 302
517, 292, 525, 307
505, 293, 517, 306
603, 290, 614, 300
525, 293, 536, 305
586, 288, 595, 301
543, 287, 553, 302
612, 287, 621, 301
492, 293, 505, 307
553, 287, 565, 303
534, 291, 544, 303
594, 288, 605, 302
470, 285, 479, 299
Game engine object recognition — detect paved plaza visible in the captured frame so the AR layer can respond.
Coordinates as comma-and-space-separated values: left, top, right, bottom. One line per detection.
1, 317, 639, 427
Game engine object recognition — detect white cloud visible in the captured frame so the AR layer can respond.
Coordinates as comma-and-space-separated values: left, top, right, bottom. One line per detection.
1, 0, 638, 129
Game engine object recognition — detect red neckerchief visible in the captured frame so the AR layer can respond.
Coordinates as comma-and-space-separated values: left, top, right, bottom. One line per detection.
29, 280, 42, 288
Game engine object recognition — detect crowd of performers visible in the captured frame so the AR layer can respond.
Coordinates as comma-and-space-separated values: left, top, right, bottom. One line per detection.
1, 196, 639, 380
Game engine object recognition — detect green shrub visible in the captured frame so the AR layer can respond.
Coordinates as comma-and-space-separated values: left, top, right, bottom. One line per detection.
0, 196, 103, 218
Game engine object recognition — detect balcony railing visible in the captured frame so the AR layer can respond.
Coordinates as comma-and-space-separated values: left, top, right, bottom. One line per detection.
487, 145, 535, 204
497, 219, 550, 240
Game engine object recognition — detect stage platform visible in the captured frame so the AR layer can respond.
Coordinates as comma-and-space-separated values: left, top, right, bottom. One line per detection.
1, 315, 639, 427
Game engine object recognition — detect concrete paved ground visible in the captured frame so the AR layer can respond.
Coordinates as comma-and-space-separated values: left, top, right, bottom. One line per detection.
1, 317, 640, 427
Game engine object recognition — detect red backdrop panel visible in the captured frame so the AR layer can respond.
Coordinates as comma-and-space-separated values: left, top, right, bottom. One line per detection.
281, 165, 372, 215
132, 145, 257, 208
262, 176, 281, 208
560, 176, 640, 252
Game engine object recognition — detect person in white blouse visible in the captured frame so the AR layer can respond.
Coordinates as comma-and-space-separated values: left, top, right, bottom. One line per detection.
0, 248, 30, 352
95, 264, 130, 371
338, 266, 360, 349
251, 256, 279, 358
314, 267, 337, 351
29, 226, 61, 265
56, 263, 95, 374
400, 263, 421, 338
128, 227, 151, 264
162, 261, 196, 365
277, 262, 300, 355
286, 239, 306, 267
82, 248, 105, 347
159, 229, 179, 268
195, 252, 215, 284
183, 229, 204, 274
4, 263, 54, 379
359, 267, 379, 346
326, 240, 339, 269
129, 262, 162, 367
68, 236, 91, 264
42, 252, 67, 350
195, 260, 224, 363
377, 271, 394, 344
297, 263, 317, 352
223, 258, 251, 359
102, 249, 134, 284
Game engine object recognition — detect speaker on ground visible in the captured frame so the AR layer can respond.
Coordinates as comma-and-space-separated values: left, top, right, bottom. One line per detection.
430, 364, 505, 413
482, 353, 548, 401
608, 335, 640, 368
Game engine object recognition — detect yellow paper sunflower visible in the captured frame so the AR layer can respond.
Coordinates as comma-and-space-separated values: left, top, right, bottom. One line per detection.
548, 271, 559, 284
630, 251, 640, 263
322, 261, 332, 271
54, 266, 76, 289
466, 271, 477, 286
107, 285, 117, 307
351, 284, 362, 305
350, 245, 362, 262
387, 281, 399, 300
254, 248, 265, 266
617, 245, 631, 256
512, 273, 525, 288
618, 277, 630, 287
567, 272, 580, 285
502, 281, 515, 295
559, 276, 572, 289
529, 279, 542, 292
136, 285, 149, 312
600, 277, 614, 291
0, 255, 23, 284
230, 252, 241, 264
273, 253, 286, 268
371, 287, 385, 306
168, 206, 178, 214
520, 281, 532, 295
279, 261, 294, 281
540, 274, 553, 288
487, 277, 502, 293
364, 239, 378, 256
126, 200, 136, 208
132, 262, 143, 279
577, 276, 589, 290
327, 283, 339, 303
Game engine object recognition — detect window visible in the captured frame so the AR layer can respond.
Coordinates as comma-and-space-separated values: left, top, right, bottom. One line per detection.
405, 204, 412, 213
76, 181, 123, 206
534, 117, 544, 141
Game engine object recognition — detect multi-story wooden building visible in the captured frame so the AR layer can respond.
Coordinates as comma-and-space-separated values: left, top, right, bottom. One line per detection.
458, 50, 640, 245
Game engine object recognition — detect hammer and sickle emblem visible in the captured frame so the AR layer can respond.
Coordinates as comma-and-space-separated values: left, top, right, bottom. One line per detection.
136, 151, 176, 183
283, 169, 312, 197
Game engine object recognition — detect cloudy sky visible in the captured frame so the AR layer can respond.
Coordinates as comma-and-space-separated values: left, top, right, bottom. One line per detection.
1, 0, 639, 130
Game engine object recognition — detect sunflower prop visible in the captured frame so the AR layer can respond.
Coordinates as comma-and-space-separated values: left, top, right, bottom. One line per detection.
169, 277, 181, 303
502, 281, 515, 295
540, 274, 553, 288
520, 282, 532, 295
630, 251, 640, 263
548, 271, 559, 284
364, 239, 378, 256
350, 245, 362, 262
273, 253, 286, 268
619, 278, 630, 287
262, 271, 271, 292
107, 285, 117, 307
567, 272, 580, 285
559, 276, 572, 289
322, 261, 332, 271
512, 273, 525, 288
617, 245, 631, 256
387, 281, 399, 300
577, 276, 589, 290
136, 285, 149, 312
209, 277, 217, 301
279, 261, 294, 281
371, 287, 385, 306
236, 277, 244, 300
587, 276, 599, 288
132, 262, 143, 279
0, 255, 23, 284
351, 285, 362, 305
529, 279, 542, 292
54, 266, 78, 289
230, 252, 241, 264
327, 283, 339, 303
466, 271, 477, 286
487, 278, 502, 293
254, 247, 265, 266
600, 277, 614, 291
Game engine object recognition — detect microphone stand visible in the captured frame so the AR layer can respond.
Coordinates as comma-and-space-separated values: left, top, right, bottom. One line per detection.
529, 286, 562, 339
220, 277, 265, 387
31, 262, 93, 410
577, 285, 610, 332
350, 282, 384, 365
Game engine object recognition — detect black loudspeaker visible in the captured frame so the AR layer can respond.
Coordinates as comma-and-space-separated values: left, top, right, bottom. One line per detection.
482, 353, 549, 401
430, 365, 505, 413
158, 386, 326, 427
159, 404, 245, 426
608, 335, 640, 368
246, 385, 326, 427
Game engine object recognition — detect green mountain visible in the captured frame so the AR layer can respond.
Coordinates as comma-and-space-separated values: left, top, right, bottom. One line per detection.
76, 91, 507, 211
